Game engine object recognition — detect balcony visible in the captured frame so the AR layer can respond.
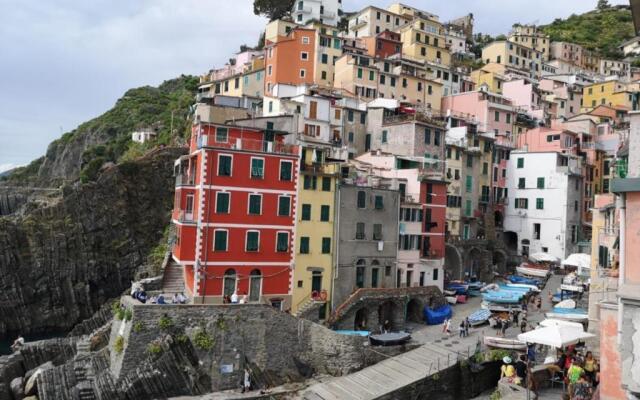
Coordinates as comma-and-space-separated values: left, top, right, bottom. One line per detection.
479, 195, 490, 204
196, 136, 298, 156
175, 210, 196, 224
175, 174, 195, 187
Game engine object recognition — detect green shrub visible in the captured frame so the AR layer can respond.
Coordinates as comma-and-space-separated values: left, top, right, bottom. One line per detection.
133, 321, 144, 333
176, 334, 189, 344
115, 308, 126, 321
79, 157, 106, 183
114, 336, 125, 354
432, 372, 440, 381
216, 316, 226, 331
490, 389, 501, 400
124, 309, 133, 321
111, 301, 121, 314
193, 329, 214, 351
147, 341, 163, 355
158, 316, 174, 330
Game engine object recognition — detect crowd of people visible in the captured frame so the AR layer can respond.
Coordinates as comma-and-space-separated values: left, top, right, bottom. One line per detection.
222, 291, 249, 304
131, 287, 187, 305
547, 347, 600, 399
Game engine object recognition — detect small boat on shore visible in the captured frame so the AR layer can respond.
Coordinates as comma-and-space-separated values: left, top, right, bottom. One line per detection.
546, 307, 588, 322
484, 336, 527, 351
516, 262, 550, 278
445, 282, 469, 295
481, 301, 523, 313
507, 275, 541, 287
506, 283, 540, 293
555, 299, 576, 309
560, 284, 584, 293
369, 331, 411, 346
468, 309, 492, 326
446, 296, 458, 304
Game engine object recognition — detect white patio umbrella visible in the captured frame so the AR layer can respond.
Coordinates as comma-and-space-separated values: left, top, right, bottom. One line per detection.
561, 253, 591, 270
530, 252, 561, 263
538, 319, 584, 330
517, 325, 594, 348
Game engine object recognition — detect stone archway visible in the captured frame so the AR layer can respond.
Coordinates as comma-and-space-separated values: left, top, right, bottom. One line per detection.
378, 300, 402, 331
406, 298, 424, 323
466, 247, 483, 280
354, 307, 368, 331
503, 231, 518, 254
445, 244, 464, 281
494, 210, 504, 229
493, 250, 507, 275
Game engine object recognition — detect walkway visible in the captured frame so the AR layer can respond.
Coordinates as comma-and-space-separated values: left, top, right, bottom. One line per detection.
301, 341, 463, 400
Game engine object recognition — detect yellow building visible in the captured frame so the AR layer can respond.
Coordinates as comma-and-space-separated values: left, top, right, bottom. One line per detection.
291, 150, 341, 316
307, 22, 343, 89
445, 143, 464, 237
582, 79, 637, 111
482, 40, 543, 77
334, 53, 380, 100
211, 57, 265, 99
400, 17, 451, 66
508, 24, 550, 61
475, 134, 494, 214
470, 63, 508, 94
265, 19, 299, 44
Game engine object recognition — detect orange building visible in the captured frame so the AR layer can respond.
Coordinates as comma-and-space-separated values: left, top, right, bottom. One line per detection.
362, 30, 403, 59
264, 28, 317, 96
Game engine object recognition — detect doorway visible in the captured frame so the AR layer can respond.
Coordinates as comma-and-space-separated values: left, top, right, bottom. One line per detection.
249, 269, 262, 302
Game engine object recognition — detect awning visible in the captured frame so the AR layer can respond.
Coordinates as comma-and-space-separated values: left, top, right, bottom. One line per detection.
517, 325, 594, 348
539, 319, 584, 330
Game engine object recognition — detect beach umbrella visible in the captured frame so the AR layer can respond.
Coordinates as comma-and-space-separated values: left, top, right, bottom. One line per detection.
517, 325, 594, 348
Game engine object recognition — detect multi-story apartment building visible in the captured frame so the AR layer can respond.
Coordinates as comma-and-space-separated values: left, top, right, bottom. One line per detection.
502, 78, 550, 124
470, 63, 508, 94
171, 123, 300, 308
482, 40, 543, 78
582, 78, 639, 112
361, 30, 403, 59
508, 24, 551, 61
399, 15, 451, 66
445, 26, 468, 55
550, 41, 584, 66
264, 27, 317, 96
539, 77, 583, 119
198, 51, 265, 104
291, 0, 343, 26
348, 6, 410, 38
600, 59, 631, 79
333, 181, 400, 308
445, 134, 466, 239
504, 151, 582, 259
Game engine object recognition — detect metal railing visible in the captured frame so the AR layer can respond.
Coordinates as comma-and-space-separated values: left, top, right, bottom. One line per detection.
175, 174, 195, 187
196, 136, 298, 156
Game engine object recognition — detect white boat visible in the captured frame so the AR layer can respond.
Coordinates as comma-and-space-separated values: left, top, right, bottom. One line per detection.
446, 296, 457, 304
546, 311, 589, 322
481, 283, 499, 292
560, 284, 584, 293
484, 336, 528, 351
481, 301, 523, 313
506, 283, 541, 293
443, 289, 457, 296
555, 299, 576, 309
516, 265, 549, 278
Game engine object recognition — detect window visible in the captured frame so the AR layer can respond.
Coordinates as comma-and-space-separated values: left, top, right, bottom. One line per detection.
216, 192, 230, 214
382, 130, 388, 143
373, 224, 383, 240
517, 157, 524, 168
518, 178, 525, 189
301, 204, 311, 221
424, 128, 431, 144
302, 36, 310, 44
483, 162, 488, 175
356, 222, 365, 240
348, 132, 354, 143
360, 112, 366, 124
347, 110, 354, 122
280, 161, 293, 181
320, 205, 330, 221
278, 196, 291, 216
369, 71, 375, 81
214, 230, 228, 251
434, 130, 441, 146
533, 223, 541, 240
218, 155, 232, 176
495, 111, 500, 122
536, 198, 544, 210
322, 237, 331, 254
465, 176, 472, 193
375, 195, 384, 209
246, 231, 259, 252
357, 68, 363, 79
216, 127, 228, 142
300, 69, 306, 78
466, 156, 473, 168
357, 190, 366, 208
322, 177, 331, 191
299, 237, 310, 254
321, 54, 328, 64
276, 232, 289, 252
515, 198, 529, 209
251, 158, 264, 179
248, 194, 262, 215
537, 177, 545, 189
301, 52, 308, 60
303, 175, 317, 190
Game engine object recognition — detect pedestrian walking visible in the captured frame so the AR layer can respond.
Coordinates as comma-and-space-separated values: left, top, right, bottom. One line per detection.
444, 319, 452, 336
464, 317, 470, 337
512, 310, 519, 325
500, 319, 509, 337
459, 320, 465, 338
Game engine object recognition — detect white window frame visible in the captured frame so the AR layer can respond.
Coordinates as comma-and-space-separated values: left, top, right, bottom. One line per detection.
245, 230, 261, 252
279, 160, 294, 181
275, 231, 290, 252
278, 195, 291, 216
302, 36, 310, 45
247, 193, 263, 215
217, 153, 233, 177
215, 191, 230, 214
213, 229, 229, 252
215, 126, 228, 143
300, 51, 309, 61
250, 156, 265, 179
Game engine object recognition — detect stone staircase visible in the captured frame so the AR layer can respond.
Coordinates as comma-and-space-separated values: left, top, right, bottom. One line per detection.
162, 262, 185, 295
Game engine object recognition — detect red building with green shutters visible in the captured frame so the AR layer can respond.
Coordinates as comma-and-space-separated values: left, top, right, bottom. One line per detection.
172, 122, 299, 309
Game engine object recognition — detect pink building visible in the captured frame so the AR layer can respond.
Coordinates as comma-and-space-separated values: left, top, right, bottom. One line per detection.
502, 78, 549, 122
441, 90, 517, 146
515, 127, 577, 154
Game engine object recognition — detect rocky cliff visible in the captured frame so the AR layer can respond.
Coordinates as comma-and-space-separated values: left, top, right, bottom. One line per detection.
0, 147, 185, 338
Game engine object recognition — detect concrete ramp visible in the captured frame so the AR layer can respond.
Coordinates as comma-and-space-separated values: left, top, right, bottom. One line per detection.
301, 343, 461, 400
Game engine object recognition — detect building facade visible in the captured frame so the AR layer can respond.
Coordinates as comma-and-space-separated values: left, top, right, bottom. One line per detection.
292, 0, 343, 26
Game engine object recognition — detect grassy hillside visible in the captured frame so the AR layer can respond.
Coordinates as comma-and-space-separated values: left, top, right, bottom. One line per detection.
541, 5, 635, 59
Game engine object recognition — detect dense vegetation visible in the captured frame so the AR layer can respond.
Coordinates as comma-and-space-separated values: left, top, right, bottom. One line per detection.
541, 4, 635, 59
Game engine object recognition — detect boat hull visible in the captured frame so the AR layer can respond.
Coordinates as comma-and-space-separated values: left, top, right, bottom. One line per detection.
516, 266, 549, 278
484, 336, 527, 351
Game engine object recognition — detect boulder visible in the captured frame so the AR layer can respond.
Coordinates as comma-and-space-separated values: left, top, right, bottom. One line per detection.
10, 377, 24, 400
23, 362, 53, 383
23, 362, 53, 397
23, 396, 38, 400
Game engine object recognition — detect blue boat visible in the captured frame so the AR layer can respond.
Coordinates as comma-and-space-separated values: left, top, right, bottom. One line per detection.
497, 284, 532, 294
468, 309, 492, 326
482, 291, 523, 303
424, 304, 453, 325
444, 283, 468, 295
552, 307, 587, 315
507, 275, 541, 286
334, 330, 370, 337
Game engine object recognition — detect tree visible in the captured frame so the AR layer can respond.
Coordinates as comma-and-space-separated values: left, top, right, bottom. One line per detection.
253, 0, 295, 21
597, 0, 611, 11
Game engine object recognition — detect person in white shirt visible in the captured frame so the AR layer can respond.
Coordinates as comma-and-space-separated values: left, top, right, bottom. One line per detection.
230, 291, 239, 304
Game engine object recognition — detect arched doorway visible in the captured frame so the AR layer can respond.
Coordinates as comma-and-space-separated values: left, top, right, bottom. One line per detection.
223, 269, 236, 297
503, 231, 518, 254
371, 260, 380, 288
445, 244, 463, 281
249, 269, 262, 302
467, 248, 482, 280
378, 301, 401, 331
494, 211, 504, 228
355, 259, 366, 289
493, 251, 507, 275
406, 299, 423, 323
354, 307, 368, 331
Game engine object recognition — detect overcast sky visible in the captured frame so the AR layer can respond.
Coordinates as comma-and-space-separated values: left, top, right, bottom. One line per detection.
0, 0, 628, 171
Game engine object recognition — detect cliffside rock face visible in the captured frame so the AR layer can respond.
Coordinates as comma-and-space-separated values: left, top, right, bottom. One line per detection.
0, 147, 185, 338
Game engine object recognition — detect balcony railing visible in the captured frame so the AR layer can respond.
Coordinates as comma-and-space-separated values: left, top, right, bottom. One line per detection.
479, 195, 490, 204
175, 174, 195, 187
176, 210, 196, 223
197, 136, 298, 156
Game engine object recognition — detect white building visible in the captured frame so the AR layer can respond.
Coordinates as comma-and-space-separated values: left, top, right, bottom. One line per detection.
292, 0, 342, 27
600, 59, 630, 79
619, 36, 640, 56
504, 151, 582, 260
131, 129, 156, 144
